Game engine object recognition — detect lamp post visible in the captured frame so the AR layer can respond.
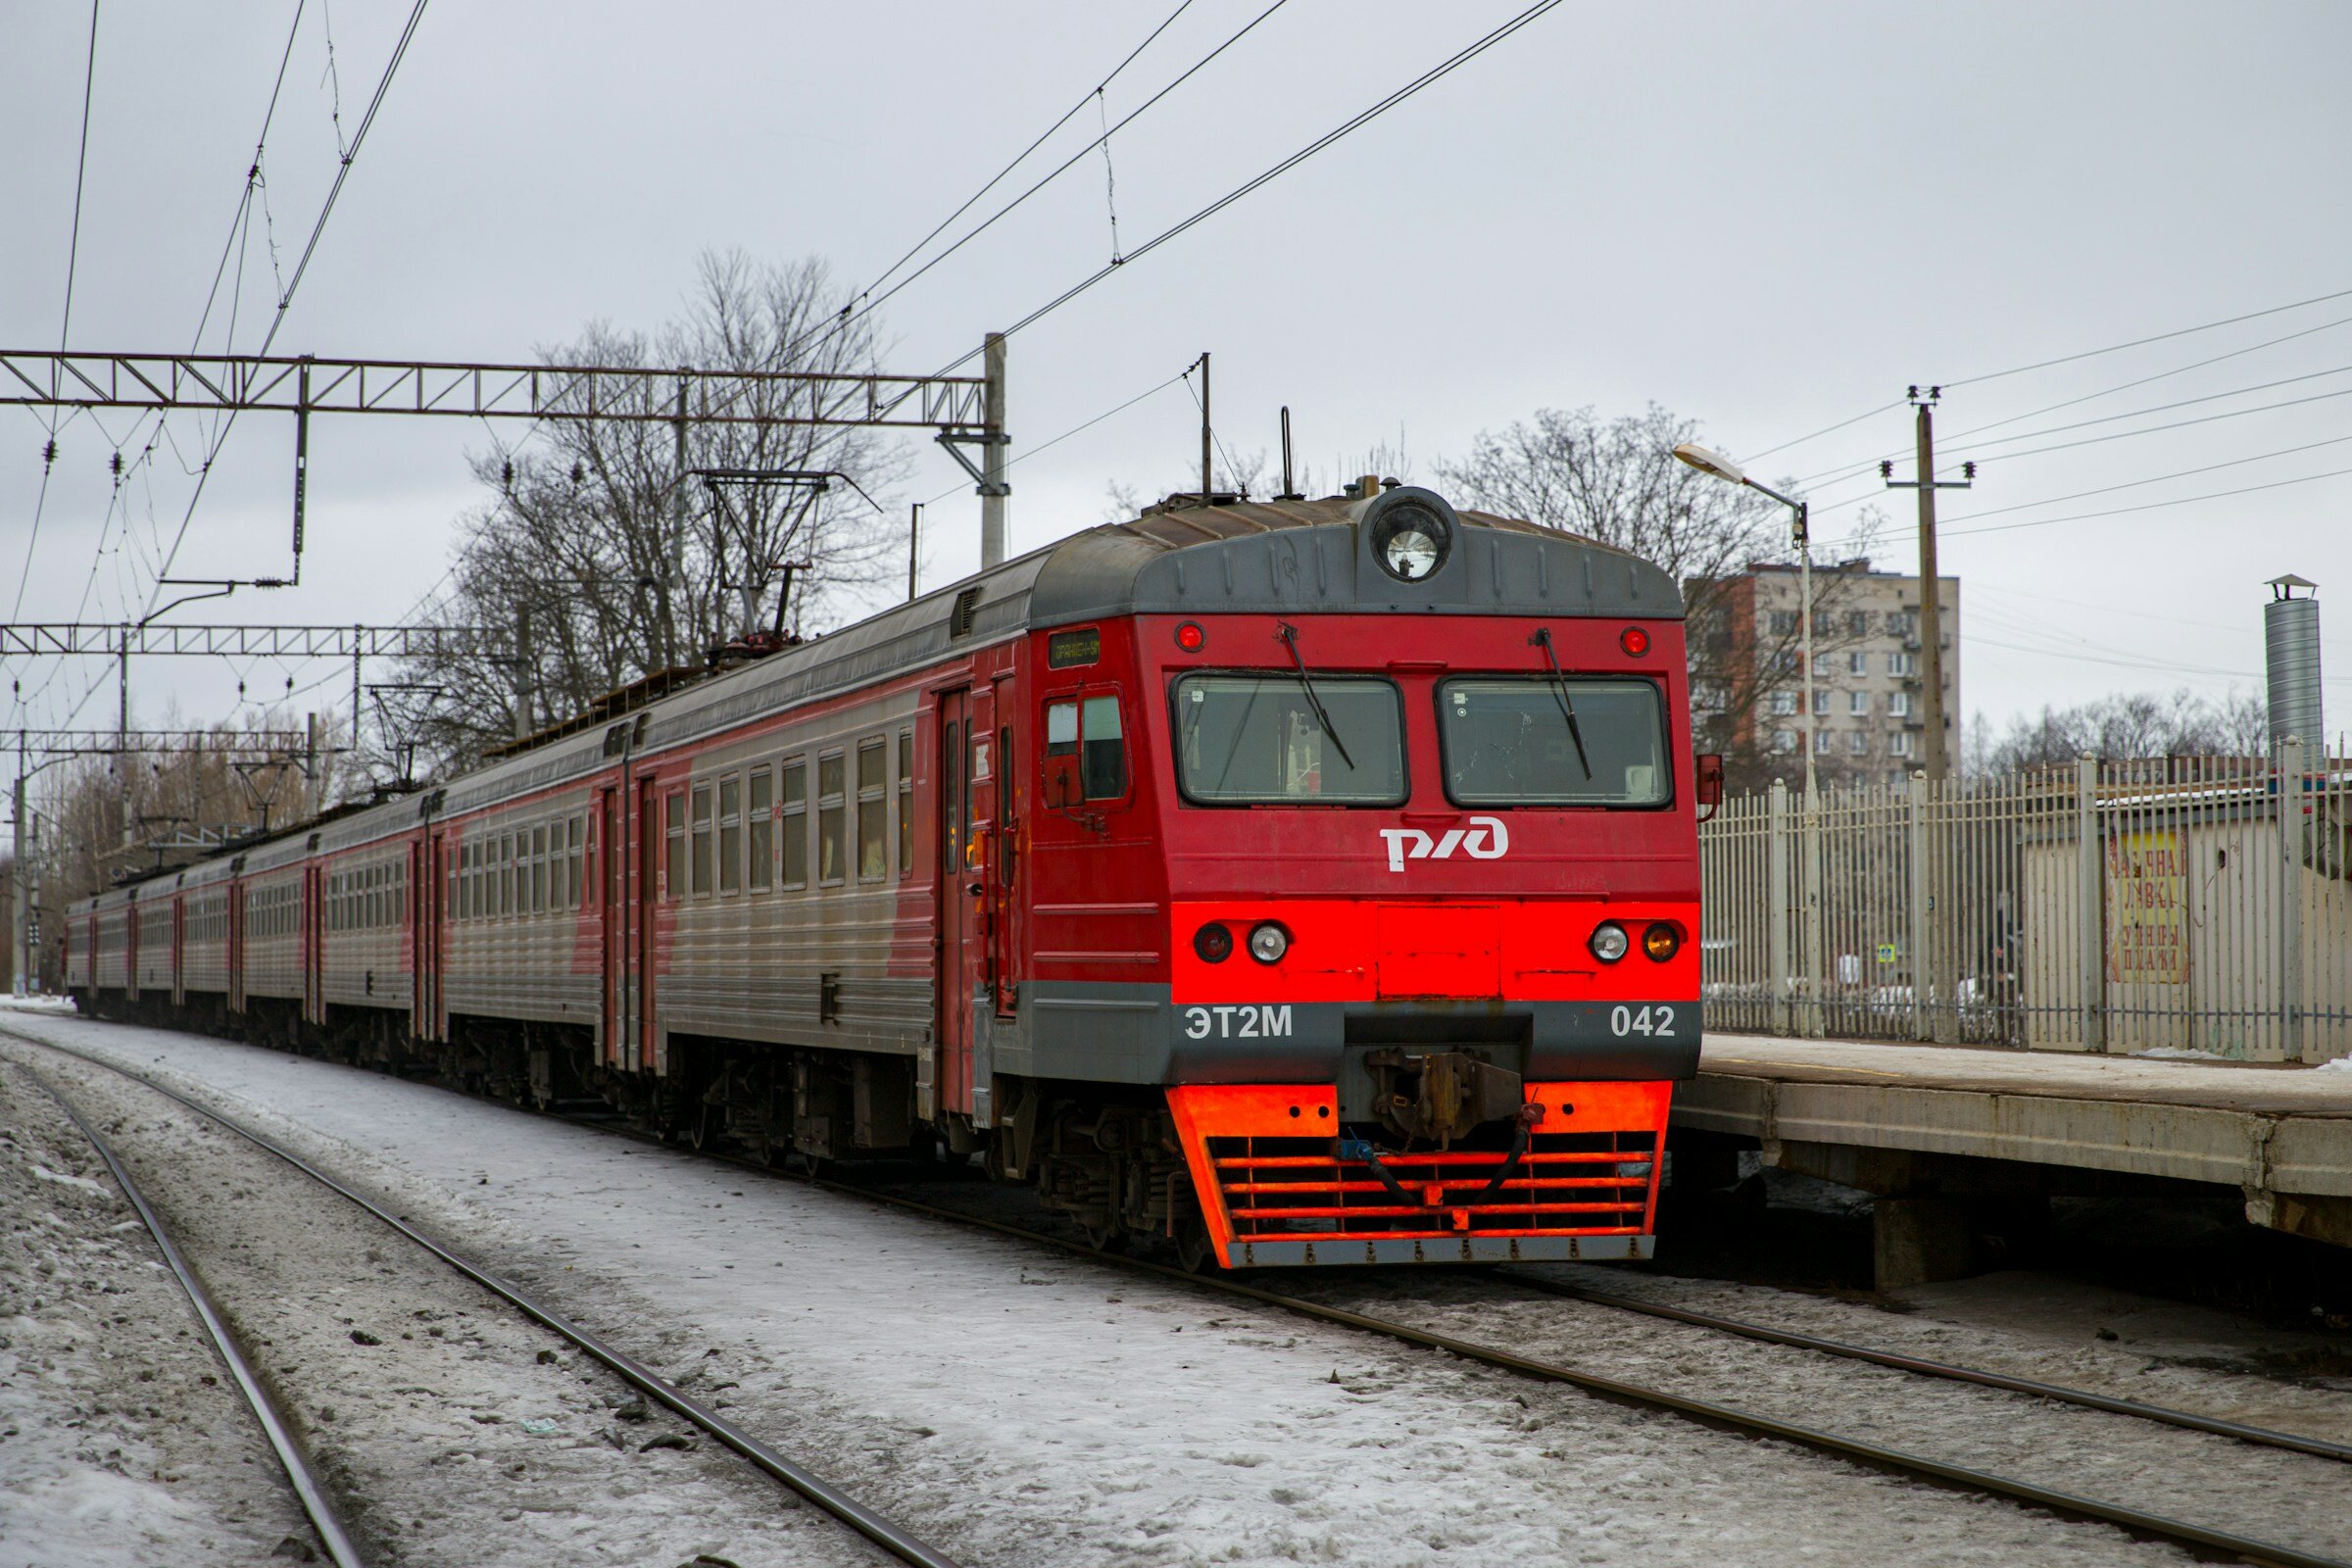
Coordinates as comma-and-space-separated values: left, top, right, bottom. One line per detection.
1673, 443, 1815, 797
1677, 442, 1824, 1037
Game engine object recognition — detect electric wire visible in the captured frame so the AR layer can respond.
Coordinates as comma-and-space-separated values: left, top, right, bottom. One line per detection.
145, 0, 431, 606
939, 0, 1570, 373
917, 369, 1191, 508
846, 0, 1198, 313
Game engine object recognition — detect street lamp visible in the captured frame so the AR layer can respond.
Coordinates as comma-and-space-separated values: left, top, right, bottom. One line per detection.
1674, 443, 1815, 797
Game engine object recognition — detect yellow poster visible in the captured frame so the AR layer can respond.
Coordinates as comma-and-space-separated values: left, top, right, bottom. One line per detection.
2105, 829, 2189, 984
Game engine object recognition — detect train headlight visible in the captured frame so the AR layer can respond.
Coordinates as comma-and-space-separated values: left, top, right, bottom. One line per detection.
1370, 500, 1451, 583
1642, 921, 1682, 962
1194, 922, 1234, 963
1589, 921, 1630, 963
1248, 921, 1290, 964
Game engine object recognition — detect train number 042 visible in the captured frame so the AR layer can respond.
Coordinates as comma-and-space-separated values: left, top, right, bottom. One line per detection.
1609, 1004, 1675, 1038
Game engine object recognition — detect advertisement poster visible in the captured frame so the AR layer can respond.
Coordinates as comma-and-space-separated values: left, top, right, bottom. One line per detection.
2105, 828, 2190, 984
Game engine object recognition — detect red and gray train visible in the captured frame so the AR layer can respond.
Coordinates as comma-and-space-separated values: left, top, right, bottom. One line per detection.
65, 485, 1713, 1269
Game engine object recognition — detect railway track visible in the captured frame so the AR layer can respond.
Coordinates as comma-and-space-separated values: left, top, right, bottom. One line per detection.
22, 1025, 2351, 1568
10, 1033, 963, 1568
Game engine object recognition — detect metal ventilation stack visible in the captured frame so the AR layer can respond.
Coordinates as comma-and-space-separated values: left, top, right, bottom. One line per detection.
2266, 574, 2324, 749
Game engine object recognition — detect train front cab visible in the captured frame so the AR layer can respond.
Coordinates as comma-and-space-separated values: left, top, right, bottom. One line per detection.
1094, 500, 1706, 1269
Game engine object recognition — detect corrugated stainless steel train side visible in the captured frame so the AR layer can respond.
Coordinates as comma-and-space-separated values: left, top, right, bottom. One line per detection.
64, 488, 1706, 1267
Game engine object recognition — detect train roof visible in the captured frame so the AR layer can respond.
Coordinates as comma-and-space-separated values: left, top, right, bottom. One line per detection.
70, 489, 1679, 913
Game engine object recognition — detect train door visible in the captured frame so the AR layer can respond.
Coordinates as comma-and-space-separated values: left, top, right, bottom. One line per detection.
990, 672, 1021, 1017
635, 775, 659, 1071
600, 784, 627, 1068
303, 866, 322, 1026
227, 887, 244, 1014
416, 834, 443, 1043
936, 687, 976, 1115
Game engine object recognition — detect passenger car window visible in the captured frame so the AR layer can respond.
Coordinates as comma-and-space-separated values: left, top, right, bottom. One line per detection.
781, 760, 808, 889
748, 767, 773, 892
664, 792, 685, 901
691, 785, 714, 898
817, 752, 846, 885
857, 739, 887, 881
1438, 677, 1670, 807
1171, 673, 1406, 805
718, 773, 742, 895
896, 730, 913, 878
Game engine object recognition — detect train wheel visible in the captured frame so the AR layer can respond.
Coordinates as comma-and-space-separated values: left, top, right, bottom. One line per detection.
1082, 1219, 1126, 1254
1172, 1193, 1215, 1274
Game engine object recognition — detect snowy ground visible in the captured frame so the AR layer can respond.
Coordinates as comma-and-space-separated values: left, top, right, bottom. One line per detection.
0, 1008, 2302, 1567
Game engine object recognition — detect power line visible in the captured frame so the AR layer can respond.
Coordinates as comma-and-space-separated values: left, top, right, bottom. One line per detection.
1818, 462, 2352, 554
848, 0, 1198, 313
145, 0, 431, 605
919, 369, 1189, 508
953, 0, 1569, 371
815, 0, 1294, 367
1944, 282, 2352, 389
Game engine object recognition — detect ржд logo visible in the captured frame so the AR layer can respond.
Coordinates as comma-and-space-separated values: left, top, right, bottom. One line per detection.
1380, 815, 1509, 872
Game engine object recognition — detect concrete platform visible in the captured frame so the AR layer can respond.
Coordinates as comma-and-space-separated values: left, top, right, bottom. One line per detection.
1673, 1034, 2352, 1280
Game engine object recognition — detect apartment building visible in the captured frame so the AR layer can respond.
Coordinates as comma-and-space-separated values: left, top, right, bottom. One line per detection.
1690, 558, 1959, 788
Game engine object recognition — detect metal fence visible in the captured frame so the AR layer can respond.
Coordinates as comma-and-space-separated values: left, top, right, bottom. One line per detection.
1698, 742, 2352, 1062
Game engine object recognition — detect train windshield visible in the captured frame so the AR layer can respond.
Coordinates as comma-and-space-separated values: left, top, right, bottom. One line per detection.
1438, 677, 1670, 807
1172, 673, 1406, 805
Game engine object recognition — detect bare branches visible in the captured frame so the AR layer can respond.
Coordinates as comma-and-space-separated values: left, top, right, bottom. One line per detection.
397, 252, 911, 773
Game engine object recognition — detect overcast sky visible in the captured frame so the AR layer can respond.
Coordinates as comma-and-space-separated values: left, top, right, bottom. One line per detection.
6, 0, 2351, 767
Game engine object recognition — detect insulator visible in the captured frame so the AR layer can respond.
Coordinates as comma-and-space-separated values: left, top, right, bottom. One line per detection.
1879, 460, 1893, 479
109, 450, 123, 477
41, 439, 57, 467
1962, 460, 1977, 479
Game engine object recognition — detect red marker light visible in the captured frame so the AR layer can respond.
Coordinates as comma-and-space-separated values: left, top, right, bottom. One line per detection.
1620, 626, 1651, 658
1175, 621, 1206, 653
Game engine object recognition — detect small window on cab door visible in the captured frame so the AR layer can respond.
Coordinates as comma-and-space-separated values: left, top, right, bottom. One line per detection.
1044, 695, 1128, 803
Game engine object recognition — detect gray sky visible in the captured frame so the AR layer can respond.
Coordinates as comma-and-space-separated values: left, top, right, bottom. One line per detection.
6, 0, 2351, 761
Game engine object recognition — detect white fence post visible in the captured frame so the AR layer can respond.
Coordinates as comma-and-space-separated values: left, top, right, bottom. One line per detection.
1907, 770, 1930, 1041
1801, 785, 1826, 1040
2076, 754, 2106, 1054
1767, 780, 1791, 1036
2278, 736, 2307, 1064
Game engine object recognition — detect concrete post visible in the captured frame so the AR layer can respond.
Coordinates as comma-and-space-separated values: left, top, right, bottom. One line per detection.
1801, 785, 1826, 1039
11, 767, 24, 998
1907, 770, 1931, 1041
980, 332, 1008, 569
1767, 779, 1792, 1035
2278, 736, 2307, 1063
2077, 754, 2106, 1053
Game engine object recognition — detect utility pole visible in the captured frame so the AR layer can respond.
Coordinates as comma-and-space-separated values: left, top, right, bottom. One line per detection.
907, 504, 922, 602
1199, 351, 1213, 504
667, 372, 690, 668
981, 333, 1008, 568
1883, 388, 1975, 783
12, 732, 25, 996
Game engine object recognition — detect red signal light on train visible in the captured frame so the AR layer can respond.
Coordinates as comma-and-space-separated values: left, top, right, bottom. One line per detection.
1620, 626, 1650, 658
1175, 620, 1206, 653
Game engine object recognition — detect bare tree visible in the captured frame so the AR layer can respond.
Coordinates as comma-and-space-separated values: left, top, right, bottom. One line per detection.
1436, 404, 1876, 788
396, 251, 910, 772
1975, 687, 2272, 772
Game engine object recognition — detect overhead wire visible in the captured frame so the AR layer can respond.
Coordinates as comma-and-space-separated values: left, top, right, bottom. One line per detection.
938, 0, 1571, 373
918, 369, 1190, 509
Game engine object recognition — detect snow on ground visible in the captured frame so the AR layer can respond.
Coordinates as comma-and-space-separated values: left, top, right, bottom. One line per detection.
0, 1053, 314, 1566
0, 1012, 2224, 1567
10, 1044, 888, 1568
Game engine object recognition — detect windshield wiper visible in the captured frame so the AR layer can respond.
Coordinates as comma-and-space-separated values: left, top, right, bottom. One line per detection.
1275, 622, 1357, 771
1530, 627, 1593, 779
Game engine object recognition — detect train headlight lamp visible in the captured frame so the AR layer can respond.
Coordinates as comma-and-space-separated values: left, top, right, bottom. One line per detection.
1248, 921, 1290, 964
1369, 499, 1451, 583
1642, 921, 1681, 962
1195, 922, 1234, 963
1589, 921, 1630, 963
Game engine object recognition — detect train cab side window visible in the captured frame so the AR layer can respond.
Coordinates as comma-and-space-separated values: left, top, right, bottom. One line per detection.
663, 792, 685, 901
1045, 696, 1128, 802
897, 729, 913, 878
718, 773, 743, 896
817, 752, 846, 886
780, 760, 808, 889
857, 739, 887, 882
748, 767, 773, 893
691, 784, 714, 899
